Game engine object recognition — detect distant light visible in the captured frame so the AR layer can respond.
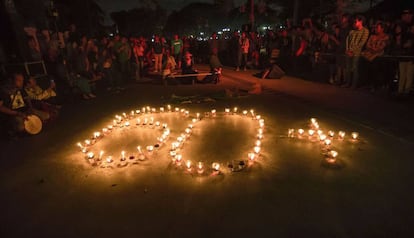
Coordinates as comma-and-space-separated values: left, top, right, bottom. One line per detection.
218, 31, 223, 35
109, 33, 114, 37
200, 32, 204, 36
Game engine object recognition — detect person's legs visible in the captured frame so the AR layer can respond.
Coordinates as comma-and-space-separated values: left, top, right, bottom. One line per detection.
398, 61, 408, 94
351, 56, 360, 88
405, 61, 414, 94
10, 116, 25, 133
242, 53, 248, 70
344, 56, 352, 86
236, 51, 242, 71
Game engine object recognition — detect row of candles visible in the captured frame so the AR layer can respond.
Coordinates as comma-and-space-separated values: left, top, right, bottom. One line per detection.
287, 118, 359, 164
75, 106, 265, 173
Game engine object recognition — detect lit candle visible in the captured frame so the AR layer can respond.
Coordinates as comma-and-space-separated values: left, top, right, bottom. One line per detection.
319, 134, 327, 141
192, 118, 197, 123
87, 152, 94, 159
167, 105, 171, 111
327, 150, 338, 164
185, 128, 192, 135
196, 113, 200, 120
328, 130, 335, 137
233, 107, 238, 114
155, 121, 160, 127
175, 154, 182, 164
212, 162, 220, 171
243, 110, 248, 116
338, 131, 346, 139
152, 108, 156, 113
308, 130, 315, 136
130, 110, 135, 116
121, 151, 126, 160
310, 118, 317, 124
106, 156, 113, 163
248, 152, 255, 161
143, 118, 148, 125
125, 121, 130, 127
160, 107, 164, 112
256, 115, 261, 120
99, 150, 104, 160
113, 119, 117, 126
197, 162, 204, 174
317, 130, 323, 135
225, 108, 230, 114
258, 128, 263, 135
254, 146, 261, 154
351, 132, 359, 140
84, 140, 91, 146
137, 146, 142, 154
186, 160, 192, 170
211, 109, 216, 117
122, 112, 127, 118
146, 146, 154, 152
255, 140, 261, 146
298, 129, 304, 135
288, 129, 295, 137
135, 110, 141, 114
77, 142, 83, 150
257, 134, 263, 140
175, 107, 179, 112
102, 128, 108, 133
324, 139, 331, 146
170, 150, 176, 157
108, 125, 113, 130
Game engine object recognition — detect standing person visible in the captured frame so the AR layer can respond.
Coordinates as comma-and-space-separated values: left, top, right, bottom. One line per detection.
397, 24, 414, 95
152, 35, 164, 73
171, 34, 183, 69
343, 15, 369, 88
237, 32, 250, 71
361, 22, 389, 90
335, 14, 352, 85
133, 39, 145, 81
209, 32, 219, 55
116, 37, 132, 81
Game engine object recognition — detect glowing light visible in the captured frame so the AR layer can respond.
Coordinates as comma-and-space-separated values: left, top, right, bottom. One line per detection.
186, 160, 192, 169
308, 130, 315, 136
254, 146, 261, 154
351, 132, 359, 140
298, 129, 304, 135
338, 131, 346, 139
248, 152, 255, 161
212, 162, 220, 171
324, 139, 331, 146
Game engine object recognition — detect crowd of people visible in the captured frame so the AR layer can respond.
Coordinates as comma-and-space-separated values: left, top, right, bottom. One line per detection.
1, 9, 414, 137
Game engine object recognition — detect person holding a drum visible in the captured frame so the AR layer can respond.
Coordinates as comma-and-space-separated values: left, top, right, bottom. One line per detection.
0, 73, 49, 135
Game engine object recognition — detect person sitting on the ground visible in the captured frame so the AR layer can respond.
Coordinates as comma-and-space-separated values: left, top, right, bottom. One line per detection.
162, 49, 177, 78
205, 48, 222, 84
0, 73, 50, 134
181, 51, 197, 84
71, 73, 97, 100
25, 76, 57, 102
25, 77, 60, 120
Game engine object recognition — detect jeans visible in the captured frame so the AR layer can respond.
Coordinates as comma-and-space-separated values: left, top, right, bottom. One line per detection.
154, 54, 163, 72
398, 61, 414, 94
344, 56, 361, 88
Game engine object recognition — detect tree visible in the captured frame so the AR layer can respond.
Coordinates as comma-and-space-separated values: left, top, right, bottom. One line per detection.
110, 3, 167, 37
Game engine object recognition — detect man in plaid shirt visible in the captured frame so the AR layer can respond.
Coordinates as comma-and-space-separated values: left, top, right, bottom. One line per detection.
343, 15, 370, 88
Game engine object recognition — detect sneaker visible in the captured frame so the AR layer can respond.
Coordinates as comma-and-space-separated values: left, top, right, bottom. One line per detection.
243, 67, 247, 71
88, 93, 96, 98
82, 94, 90, 100
235, 67, 240, 71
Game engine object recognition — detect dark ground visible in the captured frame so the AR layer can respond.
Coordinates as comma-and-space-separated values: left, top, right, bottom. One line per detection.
1, 66, 414, 238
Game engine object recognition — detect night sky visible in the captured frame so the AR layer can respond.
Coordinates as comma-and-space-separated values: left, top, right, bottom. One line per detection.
100, 0, 245, 23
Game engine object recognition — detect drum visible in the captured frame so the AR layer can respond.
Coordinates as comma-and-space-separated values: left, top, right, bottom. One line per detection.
24, 114, 43, 135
